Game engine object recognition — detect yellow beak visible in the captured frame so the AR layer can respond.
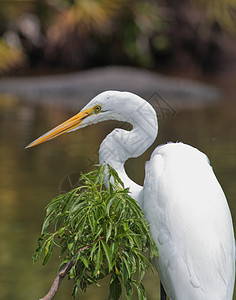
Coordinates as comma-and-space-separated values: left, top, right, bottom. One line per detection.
25, 107, 93, 149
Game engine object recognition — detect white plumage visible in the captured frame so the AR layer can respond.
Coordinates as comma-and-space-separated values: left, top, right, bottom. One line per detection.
26, 90, 235, 299
143, 143, 235, 299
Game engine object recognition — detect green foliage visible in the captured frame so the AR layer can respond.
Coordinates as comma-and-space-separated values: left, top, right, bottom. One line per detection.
0, 39, 23, 74
192, 0, 236, 32
1, 0, 236, 74
33, 164, 158, 299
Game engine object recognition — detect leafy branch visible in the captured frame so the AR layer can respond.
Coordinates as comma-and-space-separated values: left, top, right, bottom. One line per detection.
33, 164, 158, 300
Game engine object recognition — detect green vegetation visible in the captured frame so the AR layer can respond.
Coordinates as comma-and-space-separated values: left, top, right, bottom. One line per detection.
0, 0, 236, 75
33, 164, 158, 299
0, 39, 23, 72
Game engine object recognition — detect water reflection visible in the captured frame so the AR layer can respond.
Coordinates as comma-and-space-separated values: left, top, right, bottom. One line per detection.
0, 94, 235, 300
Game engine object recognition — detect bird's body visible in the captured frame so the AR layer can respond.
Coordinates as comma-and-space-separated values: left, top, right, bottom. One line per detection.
143, 143, 235, 300
26, 91, 235, 299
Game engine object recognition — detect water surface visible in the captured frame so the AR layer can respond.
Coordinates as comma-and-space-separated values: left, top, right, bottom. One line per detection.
0, 93, 235, 299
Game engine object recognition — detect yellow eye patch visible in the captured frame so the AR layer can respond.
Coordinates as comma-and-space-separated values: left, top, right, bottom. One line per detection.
93, 105, 102, 113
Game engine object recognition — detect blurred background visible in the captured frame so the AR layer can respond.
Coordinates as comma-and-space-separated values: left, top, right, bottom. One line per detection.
1, 0, 236, 76
0, 0, 235, 299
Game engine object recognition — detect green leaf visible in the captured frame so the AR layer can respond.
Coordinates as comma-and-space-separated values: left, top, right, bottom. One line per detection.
90, 241, 98, 260
122, 256, 131, 279
134, 282, 147, 300
109, 276, 122, 300
58, 226, 66, 237
67, 241, 74, 252
107, 164, 124, 188
106, 195, 117, 216
43, 239, 53, 265
94, 227, 103, 240
81, 255, 89, 269
94, 244, 102, 276
125, 279, 133, 299
151, 242, 159, 259
106, 223, 112, 242
101, 240, 113, 271
132, 235, 142, 249
110, 241, 118, 259
121, 260, 128, 286
69, 264, 76, 279
41, 215, 52, 234
88, 212, 96, 234
123, 222, 129, 232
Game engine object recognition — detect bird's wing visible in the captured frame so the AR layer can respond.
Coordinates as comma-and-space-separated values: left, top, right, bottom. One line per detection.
142, 143, 235, 300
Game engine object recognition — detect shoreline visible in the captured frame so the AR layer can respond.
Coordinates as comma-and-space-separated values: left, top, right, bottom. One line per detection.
0, 66, 219, 108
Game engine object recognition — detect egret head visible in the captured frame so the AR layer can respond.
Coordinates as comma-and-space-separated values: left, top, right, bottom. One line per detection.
25, 91, 157, 149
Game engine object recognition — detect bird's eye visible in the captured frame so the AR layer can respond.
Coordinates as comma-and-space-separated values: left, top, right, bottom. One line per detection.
94, 105, 102, 113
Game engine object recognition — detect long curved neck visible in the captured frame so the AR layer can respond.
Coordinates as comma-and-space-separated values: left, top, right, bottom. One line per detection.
99, 103, 158, 204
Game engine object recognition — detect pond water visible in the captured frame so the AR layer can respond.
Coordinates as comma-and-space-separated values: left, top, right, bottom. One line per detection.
0, 91, 235, 300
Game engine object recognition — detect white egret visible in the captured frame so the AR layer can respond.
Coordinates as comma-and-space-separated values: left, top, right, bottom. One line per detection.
26, 91, 235, 299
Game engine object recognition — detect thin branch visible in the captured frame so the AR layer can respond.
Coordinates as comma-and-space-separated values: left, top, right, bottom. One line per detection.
39, 257, 76, 300
39, 238, 103, 300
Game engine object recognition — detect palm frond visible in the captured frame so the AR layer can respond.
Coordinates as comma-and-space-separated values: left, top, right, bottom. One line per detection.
192, 0, 236, 32
0, 39, 24, 73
